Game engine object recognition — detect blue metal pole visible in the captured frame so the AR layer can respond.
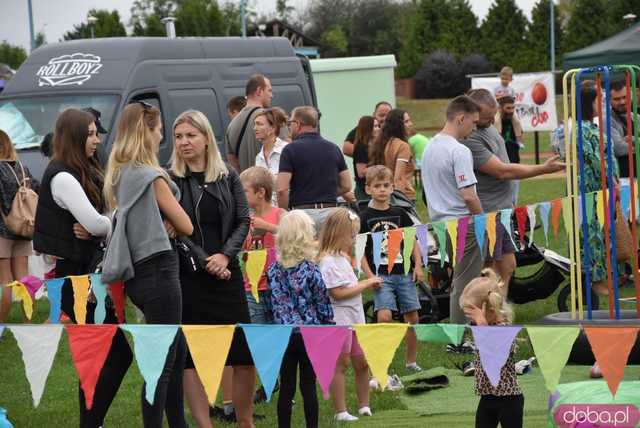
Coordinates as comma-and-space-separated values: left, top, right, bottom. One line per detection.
240, 0, 246, 38
27, 0, 35, 52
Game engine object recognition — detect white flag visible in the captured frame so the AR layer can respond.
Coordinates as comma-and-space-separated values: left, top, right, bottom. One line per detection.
355, 234, 367, 273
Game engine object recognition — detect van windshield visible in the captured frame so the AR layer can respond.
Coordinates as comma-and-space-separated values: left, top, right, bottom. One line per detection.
0, 94, 118, 150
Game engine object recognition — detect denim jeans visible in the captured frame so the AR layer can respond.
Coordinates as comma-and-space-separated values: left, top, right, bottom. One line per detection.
125, 251, 187, 428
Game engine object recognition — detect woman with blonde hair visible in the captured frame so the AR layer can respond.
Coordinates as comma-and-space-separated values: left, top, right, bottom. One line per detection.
102, 102, 193, 428
0, 130, 37, 322
169, 110, 255, 428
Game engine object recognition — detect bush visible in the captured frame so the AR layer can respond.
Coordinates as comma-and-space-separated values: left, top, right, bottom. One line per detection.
414, 50, 491, 99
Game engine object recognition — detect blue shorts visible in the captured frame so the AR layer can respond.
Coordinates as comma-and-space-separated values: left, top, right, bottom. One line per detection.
373, 274, 421, 314
246, 291, 273, 324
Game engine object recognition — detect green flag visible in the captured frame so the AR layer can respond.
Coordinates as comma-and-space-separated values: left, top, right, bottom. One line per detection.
403, 227, 417, 275
526, 326, 580, 392
414, 324, 466, 345
432, 221, 448, 268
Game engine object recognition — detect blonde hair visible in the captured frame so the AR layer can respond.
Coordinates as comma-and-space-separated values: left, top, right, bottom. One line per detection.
240, 166, 273, 202
276, 210, 317, 268
500, 66, 514, 78
319, 208, 359, 257
0, 130, 17, 161
170, 110, 228, 182
459, 268, 513, 324
104, 103, 165, 210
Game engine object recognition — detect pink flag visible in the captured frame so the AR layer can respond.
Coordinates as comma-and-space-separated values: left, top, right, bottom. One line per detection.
300, 326, 350, 399
19, 275, 44, 299
456, 217, 470, 264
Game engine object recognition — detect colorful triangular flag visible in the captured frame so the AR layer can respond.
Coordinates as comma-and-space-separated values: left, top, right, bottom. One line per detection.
620, 185, 631, 220
526, 326, 579, 393
415, 225, 430, 267
474, 213, 487, 256
299, 326, 350, 399
89, 274, 108, 325
353, 324, 408, 390
246, 249, 268, 303
538, 202, 551, 246
551, 199, 562, 238
486, 213, 497, 257
561, 197, 572, 237
386, 229, 403, 274
432, 221, 448, 268
7, 281, 33, 320
69, 276, 90, 325
19, 275, 43, 299
515, 206, 528, 245
445, 219, 458, 267
107, 281, 125, 324
402, 227, 417, 275
45, 278, 65, 323
355, 234, 367, 274
527, 204, 537, 246
471, 326, 522, 387
414, 324, 466, 345
372, 232, 383, 274
456, 217, 470, 264
499, 209, 516, 248
596, 191, 605, 228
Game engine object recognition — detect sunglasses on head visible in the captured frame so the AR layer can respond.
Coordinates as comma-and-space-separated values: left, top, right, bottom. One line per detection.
132, 100, 154, 111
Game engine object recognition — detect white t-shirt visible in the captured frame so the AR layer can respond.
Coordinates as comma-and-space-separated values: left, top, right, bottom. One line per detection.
319, 254, 365, 325
255, 137, 287, 207
421, 133, 478, 222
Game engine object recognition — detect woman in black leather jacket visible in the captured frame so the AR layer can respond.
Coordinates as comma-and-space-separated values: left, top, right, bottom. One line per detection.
169, 110, 255, 428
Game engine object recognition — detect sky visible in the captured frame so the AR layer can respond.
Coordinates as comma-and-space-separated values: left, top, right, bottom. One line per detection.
1, 0, 541, 52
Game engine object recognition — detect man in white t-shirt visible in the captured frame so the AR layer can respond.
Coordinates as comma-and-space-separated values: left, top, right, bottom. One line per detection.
421, 95, 483, 323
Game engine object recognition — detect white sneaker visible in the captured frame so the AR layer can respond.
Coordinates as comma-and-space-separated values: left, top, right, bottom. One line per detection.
335, 411, 359, 421
369, 378, 380, 391
387, 374, 404, 391
358, 406, 372, 416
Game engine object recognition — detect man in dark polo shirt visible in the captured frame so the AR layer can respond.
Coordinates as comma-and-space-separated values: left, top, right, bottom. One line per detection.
277, 106, 355, 231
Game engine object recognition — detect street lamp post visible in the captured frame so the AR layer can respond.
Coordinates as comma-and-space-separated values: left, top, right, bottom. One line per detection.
240, 0, 247, 38
550, 0, 555, 72
27, 0, 35, 52
87, 15, 98, 39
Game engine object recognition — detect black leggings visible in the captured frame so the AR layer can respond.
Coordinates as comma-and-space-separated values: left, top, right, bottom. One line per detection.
125, 251, 187, 428
57, 259, 133, 428
277, 333, 318, 428
475, 394, 524, 428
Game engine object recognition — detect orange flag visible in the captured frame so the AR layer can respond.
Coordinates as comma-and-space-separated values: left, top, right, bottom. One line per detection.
486, 212, 497, 257
584, 327, 640, 396
69, 276, 90, 325
386, 229, 403, 274
551, 199, 562, 239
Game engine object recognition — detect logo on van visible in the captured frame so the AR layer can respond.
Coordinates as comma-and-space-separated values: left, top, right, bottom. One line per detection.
36, 53, 103, 87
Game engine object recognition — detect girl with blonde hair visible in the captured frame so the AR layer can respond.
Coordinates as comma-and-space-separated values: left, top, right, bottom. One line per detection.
318, 208, 382, 421
102, 102, 193, 428
267, 210, 334, 428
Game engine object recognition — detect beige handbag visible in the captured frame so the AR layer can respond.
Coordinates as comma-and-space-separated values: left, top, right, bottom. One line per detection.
615, 201, 632, 262
1, 162, 38, 238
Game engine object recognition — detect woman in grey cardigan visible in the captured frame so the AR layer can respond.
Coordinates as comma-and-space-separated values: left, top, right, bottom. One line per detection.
102, 102, 193, 428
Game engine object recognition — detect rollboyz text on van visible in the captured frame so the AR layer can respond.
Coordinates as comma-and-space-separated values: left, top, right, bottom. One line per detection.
36, 53, 103, 87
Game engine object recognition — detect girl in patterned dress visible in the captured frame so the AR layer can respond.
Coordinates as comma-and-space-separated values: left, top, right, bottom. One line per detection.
459, 269, 523, 428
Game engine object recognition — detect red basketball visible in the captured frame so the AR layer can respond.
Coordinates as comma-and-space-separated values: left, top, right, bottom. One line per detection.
532, 82, 547, 105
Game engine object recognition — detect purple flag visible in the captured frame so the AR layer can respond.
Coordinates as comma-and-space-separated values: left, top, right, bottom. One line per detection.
415, 224, 430, 266
471, 326, 522, 388
456, 217, 470, 264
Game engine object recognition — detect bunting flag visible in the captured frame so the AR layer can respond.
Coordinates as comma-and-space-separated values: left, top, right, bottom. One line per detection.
7, 281, 33, 320
415, 225, 430, 267
561, 197, 572, 237
246, 249, 267, 303
432, 222, 448, 268
499, 209, 516, 248
526, 326, 579, 393
69, 276, 90, 325
576, 195, 583, 227
372, 232, 383, 274
10, 325, 63, 407
596, 191, 605, 227
527, 204, 537, 246
585, 327, 640, 396
585, 192, 595, 224
445, 219, 458, 267
66, 325, 117, 410
120, 325, 179, 404
107, 282, 125, 324
353, 324, 408, 391
486, 213, 497, 257
89, 274, 108, 325
182, 325, 235, 404
456, 217, 470, 264
474, 213, 487, 256
414, 324, 465, 345
45, 279, 65, 324
0, 326, 3, 338
20, 275, 44, 299
299, 326, 350, 399
241, 325, 293, 402
551, 199, 563, 238
538, 202, 551, 246
402, 227, 417, 275
620, 185, 631, 220
471, 326, 522, 387
386, 229, 403, 274
515, 207, 528, 246
355, 233, 367, 274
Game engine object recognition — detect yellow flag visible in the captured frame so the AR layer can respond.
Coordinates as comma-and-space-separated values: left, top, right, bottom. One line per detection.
596, 190, 605, 227
353, 323, 408, 390
69, 276, 90, 325
446, 219, 458, 267
182, 325, 235, 404
7, 281, 33, 320
561, 197, 573, 236
246, 249, 267, 303
486, 212, 497, 257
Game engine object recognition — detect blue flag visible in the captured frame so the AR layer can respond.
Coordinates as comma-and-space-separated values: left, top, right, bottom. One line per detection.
45, 278, 65, 324
372, 232, 383, 275
620, 185, 631, 221
474, 214, 486, 256
240, 324, 293, 402
538, 202, 551, 246
120, 325, 179, 404
90, 274, 108, 325
499, 209, 516, 247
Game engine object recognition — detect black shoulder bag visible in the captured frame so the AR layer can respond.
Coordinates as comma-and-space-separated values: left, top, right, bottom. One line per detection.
232, 107, 261, 157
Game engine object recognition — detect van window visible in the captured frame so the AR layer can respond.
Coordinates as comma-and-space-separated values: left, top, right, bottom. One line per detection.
168, 88, 223, 143
0, 94, 119, 150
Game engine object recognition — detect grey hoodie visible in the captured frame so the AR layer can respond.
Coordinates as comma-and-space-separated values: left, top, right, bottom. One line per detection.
101, 165, 180, 283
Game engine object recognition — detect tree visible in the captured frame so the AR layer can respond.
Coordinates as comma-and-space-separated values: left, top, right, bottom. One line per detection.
479, 0, 529, 70
523, 0, 563, 71
347, 0, 413, 57
607, 0, 640, 35
564, 0, 608, 52
221, 2, 242, 36
276, 0, 294, 22
320, 24, 348, 57
35, 32, 46, 48
130, 0, 177, 36
0, 41, 27, 70
174, 0, 225, 36
63, 9, 127, 40
439, 0, 480, 57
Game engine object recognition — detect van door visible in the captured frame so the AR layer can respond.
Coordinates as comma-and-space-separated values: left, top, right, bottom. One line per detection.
167, 88, 224, 154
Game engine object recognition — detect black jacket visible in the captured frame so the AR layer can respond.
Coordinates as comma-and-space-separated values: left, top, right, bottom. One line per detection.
171, 166, 250, 261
